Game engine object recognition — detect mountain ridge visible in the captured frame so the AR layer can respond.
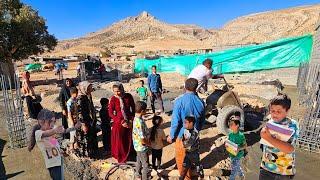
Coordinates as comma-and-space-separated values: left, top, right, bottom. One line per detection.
50, 4, 320, 55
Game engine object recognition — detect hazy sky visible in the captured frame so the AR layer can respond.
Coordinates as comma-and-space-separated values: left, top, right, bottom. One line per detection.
22, 0, 320, 40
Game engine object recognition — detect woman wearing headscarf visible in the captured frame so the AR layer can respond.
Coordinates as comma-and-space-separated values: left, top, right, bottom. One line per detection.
108, 83, 136, 163
22, 71, 42, 119
58, 78, 75, 135
77, 81, 98, 159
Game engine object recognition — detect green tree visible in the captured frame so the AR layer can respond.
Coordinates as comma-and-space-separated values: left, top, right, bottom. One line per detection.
0, 0, 57, 78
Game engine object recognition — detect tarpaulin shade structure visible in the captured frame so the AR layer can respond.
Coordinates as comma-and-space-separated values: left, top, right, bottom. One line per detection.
134, 34, 313, 75
24, 63, 42, 72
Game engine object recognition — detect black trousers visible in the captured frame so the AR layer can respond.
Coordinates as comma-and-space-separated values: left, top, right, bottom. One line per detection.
259, 169, 294, 180
101, 125, 111, 151
61, 110, 69, 139
150, 92, 164, 113
48, 166, 62, 180
180, 151, 202, 180
25, 95, 42, 119
151, 148, 162, 169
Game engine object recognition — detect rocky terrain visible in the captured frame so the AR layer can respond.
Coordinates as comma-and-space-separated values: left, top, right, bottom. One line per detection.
50, 4, 320, 55
207, 4, 320, 46
1, 61, 319, 179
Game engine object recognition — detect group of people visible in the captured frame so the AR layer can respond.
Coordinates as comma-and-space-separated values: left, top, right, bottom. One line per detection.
25, 58, 299, 180
58, 78, 138, 161
58, 79, 99, 158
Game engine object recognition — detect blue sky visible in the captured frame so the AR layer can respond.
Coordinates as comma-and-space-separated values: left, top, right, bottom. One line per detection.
22, 0, 320, 40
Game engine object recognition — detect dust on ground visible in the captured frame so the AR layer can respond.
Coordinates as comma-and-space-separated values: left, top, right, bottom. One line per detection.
1, 66, 319, 180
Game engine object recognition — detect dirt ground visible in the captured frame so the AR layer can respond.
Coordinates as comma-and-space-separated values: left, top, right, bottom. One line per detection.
245, 86, 320, 180
1, 64, 320, 180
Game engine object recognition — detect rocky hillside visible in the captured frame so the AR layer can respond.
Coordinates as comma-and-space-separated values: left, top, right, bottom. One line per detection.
51, 4, 320, 55
207, 4, 320, 46
53, 11, 207, 55
87, 12, 196, 42
173, 24, 213, 40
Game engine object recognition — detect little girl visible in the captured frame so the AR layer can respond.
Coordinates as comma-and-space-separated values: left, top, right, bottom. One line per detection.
150, 115, 166, 170
29, 109, 80, 180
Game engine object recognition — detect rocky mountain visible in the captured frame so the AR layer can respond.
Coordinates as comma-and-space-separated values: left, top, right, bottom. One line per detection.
206, 4, 320, 46
51, 4, 320, 55
173, 24, 213, 40
85, 11, 198, 44
53, 11, 207, 55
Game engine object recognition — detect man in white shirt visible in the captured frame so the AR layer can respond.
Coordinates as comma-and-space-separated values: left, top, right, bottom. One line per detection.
188, 58, 223, 94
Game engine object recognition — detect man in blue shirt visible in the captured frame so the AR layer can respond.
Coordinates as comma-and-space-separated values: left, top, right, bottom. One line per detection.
167, 78, 205, 179
147, 65, 164, 114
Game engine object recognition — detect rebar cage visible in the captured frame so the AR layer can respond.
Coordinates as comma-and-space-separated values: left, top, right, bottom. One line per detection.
0, 63, 27, 148
297, 63, 320, 153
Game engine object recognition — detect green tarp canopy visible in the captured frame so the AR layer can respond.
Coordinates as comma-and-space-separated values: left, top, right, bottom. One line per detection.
134, 34, 313, 75
25, 63, 42, 71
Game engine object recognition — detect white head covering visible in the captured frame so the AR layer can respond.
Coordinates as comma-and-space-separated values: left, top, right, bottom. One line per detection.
78, 81, 92, 96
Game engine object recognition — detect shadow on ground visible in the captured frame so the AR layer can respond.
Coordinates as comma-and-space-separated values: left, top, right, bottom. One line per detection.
201, 144, 229, 169
161, 158, 176, 169
0, 139, 25, 179
0, 138, 6, 179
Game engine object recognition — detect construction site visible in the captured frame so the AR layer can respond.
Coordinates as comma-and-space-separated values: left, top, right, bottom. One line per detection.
1, 1, 320, 180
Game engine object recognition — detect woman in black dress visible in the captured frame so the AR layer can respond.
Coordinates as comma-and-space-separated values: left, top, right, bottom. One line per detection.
58, 78, 75, 135
77, 81, 98, 159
